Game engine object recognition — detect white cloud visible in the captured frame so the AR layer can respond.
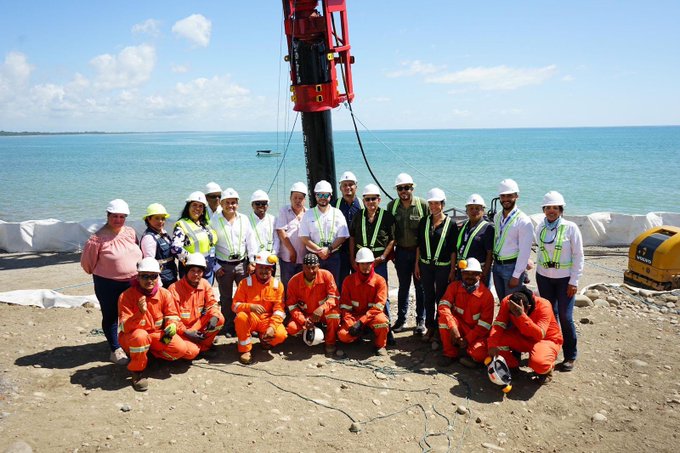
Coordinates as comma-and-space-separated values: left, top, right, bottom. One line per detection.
426, 64, 557, 90
0, 52, 34, 99
172, 14, 212, 47
171, 64, 189, 74
386, 60, 445, 78
90, 44, 156, 90
451, 109, 470, 117
561, 74, 575, 82
132, 19, 161, 37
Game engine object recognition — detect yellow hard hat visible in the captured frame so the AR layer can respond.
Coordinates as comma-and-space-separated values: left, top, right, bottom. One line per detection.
143, 203, 170, 219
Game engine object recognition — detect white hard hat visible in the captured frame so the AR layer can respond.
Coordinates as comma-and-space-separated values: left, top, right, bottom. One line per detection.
314, 180, 333, 194
204, 181, 222, 195
221, 188, 239, 199
542, 190, 566, 207
362, 184, 381, 197
254, 252, 279, 266
339, 171, 358, 183
355, 247, 375, 263
250, 190, 270, 203
137, 257, 161, 274
498, 178, 520, 195
290, 181, 308, 194
303, 327, 325, 346
185, 252, 206, 268
186, 191, 208, 206
465, 193, 486, 207
486, 355, 512, 392
426, 188, 446, 202
459, 257, 482, 273
394, 173, 415, 187
106, 199, 130, 215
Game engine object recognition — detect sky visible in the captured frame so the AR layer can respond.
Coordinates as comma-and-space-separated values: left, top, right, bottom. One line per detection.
1, 1, 679, 132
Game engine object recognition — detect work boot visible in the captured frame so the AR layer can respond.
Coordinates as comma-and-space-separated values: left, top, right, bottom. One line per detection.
387, 330, 397, 346
437, 355, 455, 367
391, 320, 406, 333
459, 357, 480, 369
110, 347, 130, 366
239, 352, 252, 365
131, 372, 148, 392
560, 360, 575, 372
375, 347, 388, 357
324, 344, 337, 356
199, 346, 219, 360
414, 320, 426, 336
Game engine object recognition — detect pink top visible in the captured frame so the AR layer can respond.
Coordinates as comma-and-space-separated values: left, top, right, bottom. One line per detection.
275, 204, 307, 264
80, 225, 142, 281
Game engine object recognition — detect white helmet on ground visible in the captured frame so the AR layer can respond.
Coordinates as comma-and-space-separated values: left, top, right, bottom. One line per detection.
107, 199, 130, 215
394, 173, 415, 187
465, 193, 486, 207
314, 180, 333, 194
339, 171, 358, 183
186, 253, 207, 269
355, 247, 375, 263
542, 191, 566, 207
362, 184, 381, 197
485, 355, 513, 393
459, 257, 483, 273
186, 191, 208, 206
222, 188, 239, 199
498, 179, 520, 195
290, 181, 308, 195
426, 188, 446, 202
303, 327, 325, 346
254, 252, 278, 266
137, 257, 161, 274
250, 190, 270, 203
204, 182, 222, 195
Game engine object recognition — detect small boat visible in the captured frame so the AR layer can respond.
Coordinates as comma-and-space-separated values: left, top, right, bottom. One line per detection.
256, 149, 281, 157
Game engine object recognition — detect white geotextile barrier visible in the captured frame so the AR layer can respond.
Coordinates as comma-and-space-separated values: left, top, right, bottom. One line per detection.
0, 290, 99, 309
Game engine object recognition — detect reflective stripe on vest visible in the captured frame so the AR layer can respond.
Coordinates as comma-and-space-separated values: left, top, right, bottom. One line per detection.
456, 219, 489, 259
313, 207, 336, 246
493, 209, 520, 260
359, 208, 385, 252
538, 223, 573, 269
249, 212, 274, 252
391, 196, 424, 217
216, 215, 244, 261
176, 219, 212, 254
421, 215, 451, 266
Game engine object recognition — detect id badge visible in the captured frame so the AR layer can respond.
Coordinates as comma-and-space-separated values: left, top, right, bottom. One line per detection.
409, 214, 421, 221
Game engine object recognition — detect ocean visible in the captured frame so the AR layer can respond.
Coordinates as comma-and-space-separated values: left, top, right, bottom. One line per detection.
1, 126, 679, 222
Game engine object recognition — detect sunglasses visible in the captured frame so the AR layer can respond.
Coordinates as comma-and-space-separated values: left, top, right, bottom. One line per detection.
138, 273, 158, 280
206, 194, 221, 200
316, 193, 331, 199
396, 185, 413, 192
363, 196, 379, 202
253, 201, 268, 207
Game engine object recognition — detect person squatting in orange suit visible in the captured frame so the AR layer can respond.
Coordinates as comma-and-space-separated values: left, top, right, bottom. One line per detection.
488, 287, 563, 382
168, 253, 224, 357
437, 258, 494, 366
286, 253, 341, 355
118, 258, 199, 391
337, 248, 390, 355
232, 252, 287, 364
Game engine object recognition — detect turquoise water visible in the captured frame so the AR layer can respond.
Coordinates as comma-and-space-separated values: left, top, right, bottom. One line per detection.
1, 126, 679, 222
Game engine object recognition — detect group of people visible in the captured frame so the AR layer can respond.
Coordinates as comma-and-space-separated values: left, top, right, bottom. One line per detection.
80, 174, 584, 392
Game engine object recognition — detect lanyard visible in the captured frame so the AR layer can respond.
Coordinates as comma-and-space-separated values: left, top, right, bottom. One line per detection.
313, 207, 336, 246
249, 212, 273, 251
361, 208, 385, 249
218, 215, 243, 255
424, 215, 451, 263
391, 196, 424, 217
493, 209, 520, 256
456, 219, 488, 259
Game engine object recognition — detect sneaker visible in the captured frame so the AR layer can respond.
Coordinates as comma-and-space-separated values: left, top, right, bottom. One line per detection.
324, 344, 337, 356
560, 360, 575, 372
414, 320, 426, 336
391, 320, 406, 333
459, 357, 480, 369
239, 352, 252, 365
110, 347, 130, 366
375, 347, 388, 356
531, 371, 553, 385
131, 372, 148, 392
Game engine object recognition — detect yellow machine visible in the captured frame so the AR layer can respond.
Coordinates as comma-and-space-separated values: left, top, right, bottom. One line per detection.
624, 226, 680, 290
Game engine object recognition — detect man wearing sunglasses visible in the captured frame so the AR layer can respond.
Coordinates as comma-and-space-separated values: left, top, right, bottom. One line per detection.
299, 180, 349, 285
204, 181, 223, 218
249, 189, 279, 259
335, 171, 363, 287
385, 173, 429, 335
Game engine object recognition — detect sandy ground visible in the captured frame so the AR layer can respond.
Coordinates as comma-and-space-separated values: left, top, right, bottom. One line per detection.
1, 247, 680, 452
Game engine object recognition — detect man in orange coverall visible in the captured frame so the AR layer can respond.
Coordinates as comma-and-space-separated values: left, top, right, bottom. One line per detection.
286, 253, 341, 355
118, 258, 199, 391
168, 253, 225, 358
437, 258, 494, 367
488, 287, 563, 383
337, 248, 390, 356
232, 252, 287, 364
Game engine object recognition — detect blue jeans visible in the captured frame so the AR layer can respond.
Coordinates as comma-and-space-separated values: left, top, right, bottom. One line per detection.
419, 262, 450, 330
492, 262, 526, 302
321, 253, 341, 287
279, 260, 302, 293
338, 247, 352, 289
537, 273, 577, 361
93, 275, 130, 351
374, 260, 391, 322
394, 248, 424, 324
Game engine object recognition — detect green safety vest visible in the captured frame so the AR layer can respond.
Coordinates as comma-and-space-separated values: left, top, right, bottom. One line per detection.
391, 196, 424, 217
493, 209, 521, 260
313, 206, 337, 246
216, 215, 245, 261
420, 215, 451, 266
456, 219, 489, 260
538, 223, 573, 269
358, 208, 386, 252
249, 212, 274, 252
176, 219, 215, 255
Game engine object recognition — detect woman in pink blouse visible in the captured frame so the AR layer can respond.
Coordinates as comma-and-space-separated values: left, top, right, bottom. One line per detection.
81, 199, 142, 365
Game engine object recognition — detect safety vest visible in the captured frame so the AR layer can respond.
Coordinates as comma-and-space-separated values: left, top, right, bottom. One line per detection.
538, 223, 573, 269
216, 215, 246, 261
493, 209, 521, 260
313, 206, 337, 247
142, 228, 177, 282
391, 196, 424, 217
175, 219, 214, 255
456, 219, 489, 260
420, 215, 452, 266
358, 208, 386, 252
249, 212, 275, 252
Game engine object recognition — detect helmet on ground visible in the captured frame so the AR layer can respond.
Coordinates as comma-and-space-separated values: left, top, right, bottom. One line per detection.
459, 257, 482, 273
339, 171, 358, 183
314, 180, 333, 194
221, 188, 239, 199
137, 257, 161, 274
106, 199, 130, 215
426, 188, 446, 202
394, 173, 415, 187
465, 193, 486, 207
290, 181, 308, 195
250, 190, 270, 203
143, 203, 170, 219
355, 247, 375, 263
485, 355, 513, 393
362, 184, 381, 197
204, 181, 222, 195
304, 327, 325, 346
186, 191, 208, 206
186, 253, 207, 269
542, 190, 566, 207
498, 179, 520, 195
254, 252, 278, 266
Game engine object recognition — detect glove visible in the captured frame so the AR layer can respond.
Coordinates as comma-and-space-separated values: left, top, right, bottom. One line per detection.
164, 324, 177, 337
185, 330, 205, 342
206, 316, 219, 331
348, 320, 363, 337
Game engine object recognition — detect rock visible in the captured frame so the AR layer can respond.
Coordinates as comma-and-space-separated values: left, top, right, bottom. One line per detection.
372, 399, 381, 406
580, 317, 592, 325
607, 296, 620, 305
481, 442, 505, 451
628, 358, 648, 368
593, 299, 610, 308
375, 372, 388, 380
575, 295, 594, 308
119, 404, 132, 412
216, 418, 227, 425
592, 413, 607, 422
584, 289, 600, 301
663, 294, 679, 303
349, 422, 362, 433
3, 441, 33, 453
666, 302, 676, 309
456, 405, 468, 415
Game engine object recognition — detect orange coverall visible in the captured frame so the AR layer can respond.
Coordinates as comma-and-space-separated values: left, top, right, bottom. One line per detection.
232, 276, 287, 353
168, 277, 225, 352
286, 269, 340, 346
488, 294, 564, 374
337, 272, 389, 348
118, 286, 199, 372
437, 281, 494, 362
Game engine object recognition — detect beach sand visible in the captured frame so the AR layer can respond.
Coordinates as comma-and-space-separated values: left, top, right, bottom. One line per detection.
1, 247, 679, 452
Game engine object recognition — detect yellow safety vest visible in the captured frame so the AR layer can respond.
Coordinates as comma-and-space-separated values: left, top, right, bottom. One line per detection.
175, 219, 215, 255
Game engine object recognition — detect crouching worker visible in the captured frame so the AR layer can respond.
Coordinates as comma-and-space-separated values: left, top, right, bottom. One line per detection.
337, 248, 390, 356
232, 252, 287, 364
168, 253, 224, 358
286, 253, 341, 355
487, 288, 563, 384
437, 258, 494, 367
118, 258, 200, 391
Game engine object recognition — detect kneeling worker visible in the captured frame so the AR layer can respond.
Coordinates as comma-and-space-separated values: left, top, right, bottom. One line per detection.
168, 253, 225, 357
337, 248, 390, 355
437, 258, 494, 367
118, 258, 199, 391
286, 253, 341, 355
232, 252, 287, 364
